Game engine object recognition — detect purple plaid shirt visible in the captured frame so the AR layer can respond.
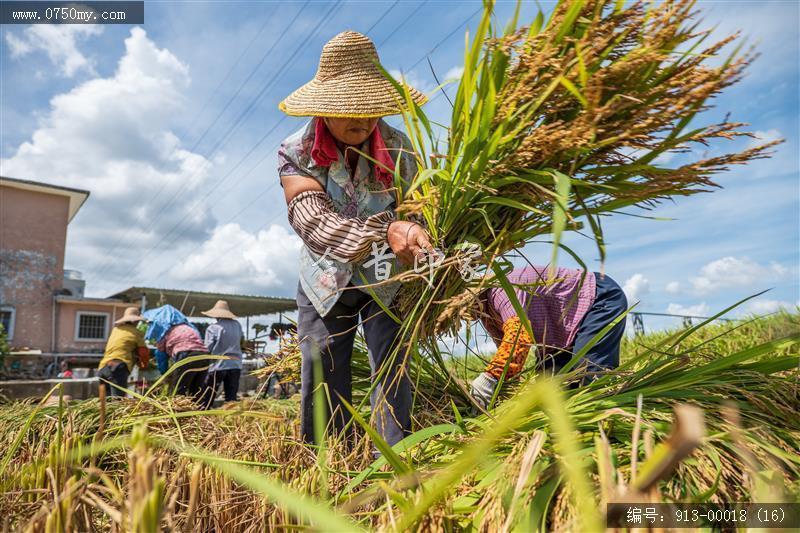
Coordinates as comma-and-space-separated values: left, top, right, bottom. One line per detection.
481, 266, 597, 354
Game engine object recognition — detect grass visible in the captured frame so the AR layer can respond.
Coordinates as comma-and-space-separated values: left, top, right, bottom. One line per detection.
0, 311, 797, 531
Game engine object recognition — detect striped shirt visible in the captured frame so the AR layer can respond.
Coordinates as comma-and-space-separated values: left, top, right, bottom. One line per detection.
287, 190, 395, 264
481, 266, 597, 355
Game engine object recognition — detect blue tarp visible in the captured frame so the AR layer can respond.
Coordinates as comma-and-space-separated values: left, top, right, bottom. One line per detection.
142, 304, 198, 344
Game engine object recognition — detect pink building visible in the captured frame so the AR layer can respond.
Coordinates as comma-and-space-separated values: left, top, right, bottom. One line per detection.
0, 175, 129, 355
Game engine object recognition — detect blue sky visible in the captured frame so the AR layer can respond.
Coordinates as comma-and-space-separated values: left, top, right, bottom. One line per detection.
1, 0, 798, 336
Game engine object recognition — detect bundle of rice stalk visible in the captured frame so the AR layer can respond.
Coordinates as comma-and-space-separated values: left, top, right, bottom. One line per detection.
382, 0, 779, 346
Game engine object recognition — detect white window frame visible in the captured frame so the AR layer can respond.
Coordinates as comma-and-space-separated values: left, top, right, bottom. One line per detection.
0, 306, 15, 341
74, 311, 110, 342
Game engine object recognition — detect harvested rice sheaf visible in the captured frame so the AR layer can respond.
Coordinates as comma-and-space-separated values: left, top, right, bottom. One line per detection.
388, 0, 780, 344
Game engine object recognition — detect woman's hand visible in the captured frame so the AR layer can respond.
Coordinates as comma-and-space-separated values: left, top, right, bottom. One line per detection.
387, 220, 435, 266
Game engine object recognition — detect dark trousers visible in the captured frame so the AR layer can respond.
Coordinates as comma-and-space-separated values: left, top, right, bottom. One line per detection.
98, 360, 130, 397
549, 273, 627, 375
200, 368, 241, 409
173, 350, 209, 402
297, 282, 411, 446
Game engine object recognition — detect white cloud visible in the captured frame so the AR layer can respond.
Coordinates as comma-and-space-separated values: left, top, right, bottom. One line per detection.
689, 256, 790, 295
0, 27, 225, 295
443, 66, 464, 81
2, 27, 194, 196
746, 299, 798, 315
747, 129, 783, 150
171, 223, 302, 293
667, 302, 710, 317
622, 273, 649, 305
5, 24, 103, 77
665, 281, 681, 294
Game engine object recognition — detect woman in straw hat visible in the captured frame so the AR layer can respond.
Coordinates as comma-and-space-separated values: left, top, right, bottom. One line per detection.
199, 300, 244, 409
97, 306, 150, 397
144, 304, 210, 403
278, 31, 433, 446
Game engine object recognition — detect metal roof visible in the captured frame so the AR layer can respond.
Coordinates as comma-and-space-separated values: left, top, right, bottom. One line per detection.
0, 175, 90, 222
108, 286, 297, 317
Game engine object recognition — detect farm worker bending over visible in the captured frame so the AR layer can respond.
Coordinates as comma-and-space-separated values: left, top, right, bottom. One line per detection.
143, 305, 210, 404
199, 300, 243, 409
470, 266, 628, 409
277, 31, 433, 446
97, 306, 150, 397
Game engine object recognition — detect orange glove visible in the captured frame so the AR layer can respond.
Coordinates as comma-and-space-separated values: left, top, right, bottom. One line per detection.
485, 316, 533, 379
136, 346, 151, 369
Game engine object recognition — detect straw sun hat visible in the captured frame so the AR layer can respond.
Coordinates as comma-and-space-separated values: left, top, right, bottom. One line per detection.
202, 300, 238, 320
279, 31, 427, 118
115, 306, 146, 325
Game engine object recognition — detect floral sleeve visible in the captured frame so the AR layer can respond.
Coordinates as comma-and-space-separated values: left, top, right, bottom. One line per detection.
484, 316, 533, 379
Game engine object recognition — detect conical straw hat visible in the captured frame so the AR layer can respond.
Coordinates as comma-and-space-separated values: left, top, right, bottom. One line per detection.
202, 300, 238, 320
279, 31, 427, 118
115, 306, 146, 325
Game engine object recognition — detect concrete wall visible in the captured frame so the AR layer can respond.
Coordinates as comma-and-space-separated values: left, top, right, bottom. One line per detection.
0, 185, 69, 351
56, 302, 123, 353
0, 378, 99, 401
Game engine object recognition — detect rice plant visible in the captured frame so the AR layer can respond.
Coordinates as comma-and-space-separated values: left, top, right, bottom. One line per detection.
0, 312, 796, 530
0, 1, 796, 531
384, 0, 780, 347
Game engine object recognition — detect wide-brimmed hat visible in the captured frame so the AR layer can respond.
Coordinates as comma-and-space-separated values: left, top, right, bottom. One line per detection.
279, 31, 427, 118
115, 306, 146, 325
201, 300, 237, 320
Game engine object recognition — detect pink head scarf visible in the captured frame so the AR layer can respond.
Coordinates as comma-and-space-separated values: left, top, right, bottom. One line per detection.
310, 117, 395, 189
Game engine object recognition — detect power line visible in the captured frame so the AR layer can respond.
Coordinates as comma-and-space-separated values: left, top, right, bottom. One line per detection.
86, 0, 310, 276
408, 6, 482, 71
119, 0, 347, 284
118, 0, 413, 287
144, 186, 288, 288
87, 1, 310, 281
376, 0, 427, 47
128, 0, 342, 263
365, 0, 399, 36
126, 115, 289, 275
108, 3, 480, 292
181, 2, 282, 146
117, 121, 294, 290
188, 1, 311, 154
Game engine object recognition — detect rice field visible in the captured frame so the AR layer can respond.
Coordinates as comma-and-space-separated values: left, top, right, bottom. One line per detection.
1, 1, 796, 531
0, 311, 797, 531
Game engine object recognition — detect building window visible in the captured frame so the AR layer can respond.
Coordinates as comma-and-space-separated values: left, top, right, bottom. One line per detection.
75, 312, 109, 341
0, 306, 14, 341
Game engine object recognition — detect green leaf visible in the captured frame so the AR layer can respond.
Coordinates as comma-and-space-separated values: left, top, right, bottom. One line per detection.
548, 169, 573, 269
558, 76, 588, 107
490, 261, 535, 342
555, 0, 586, 42
339, 423, 460, 497
477, 196, 547, 215
340, 398, 411, 475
